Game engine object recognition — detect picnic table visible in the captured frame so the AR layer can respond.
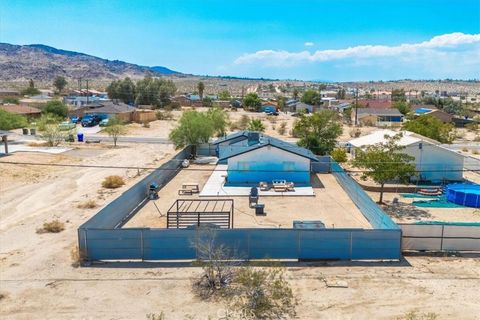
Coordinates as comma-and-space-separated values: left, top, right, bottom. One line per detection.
178, 183, 200, 195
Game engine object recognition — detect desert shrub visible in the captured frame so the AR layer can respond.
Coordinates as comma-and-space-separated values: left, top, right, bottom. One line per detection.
70, 245, 85, 268
142, 121, 150, 128
266, 115, 276, 124
146, 312, 165, 320
231, 267, 297, 319
102, 175, 125, 188
331, 147, 348, 163
455, 130, 465, 139
462, 147, 468, 152
2, 97, 19, 104
0, 109, 28, 130
473, 149, 479, 155
37, 220, 65, 233
238, 115, 250, 130
41, 123, 67, 146
277, 121, 287, 135
465, 122, 478, 131
397, 311, 438, 320
77, 199, 97, 209
156, 110, 173, 120
349, 128, 361, 138
0, 292, 7, 301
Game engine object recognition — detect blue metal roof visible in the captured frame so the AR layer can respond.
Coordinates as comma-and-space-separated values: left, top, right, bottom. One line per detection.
218, 132, 319, 162
212, 131, 250, 145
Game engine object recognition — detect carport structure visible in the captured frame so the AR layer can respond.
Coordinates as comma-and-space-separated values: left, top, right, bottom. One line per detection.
167, 199, 234, 229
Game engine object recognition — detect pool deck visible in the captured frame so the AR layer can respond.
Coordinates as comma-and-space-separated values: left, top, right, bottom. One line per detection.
199, 165, 315, 197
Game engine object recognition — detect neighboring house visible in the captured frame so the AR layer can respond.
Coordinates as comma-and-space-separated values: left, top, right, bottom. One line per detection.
0, 89, 20, 97
64, 95, 103, 107
294, 102, 314, 113
347, 129, 464, 182
356, 99, 392, 109
84, 101, 137, 122
214, 131, 319, 186
355, 108, 404, 127
285, 99, 299, 112
0, 104, 42, 118
20, 94, 52, 104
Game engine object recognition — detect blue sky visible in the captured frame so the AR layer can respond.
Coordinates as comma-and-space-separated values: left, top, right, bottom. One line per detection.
1, 0, 479, 81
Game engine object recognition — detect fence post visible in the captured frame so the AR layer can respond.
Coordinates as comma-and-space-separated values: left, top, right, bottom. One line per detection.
440, 224, 445, 252
140, 229, 144, 261
349, 231, 353, 260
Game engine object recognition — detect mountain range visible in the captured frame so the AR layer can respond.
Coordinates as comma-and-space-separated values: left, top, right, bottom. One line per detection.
0, 43, 180, 81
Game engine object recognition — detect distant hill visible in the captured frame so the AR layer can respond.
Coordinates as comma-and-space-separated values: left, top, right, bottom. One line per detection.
0, 43, 180, 81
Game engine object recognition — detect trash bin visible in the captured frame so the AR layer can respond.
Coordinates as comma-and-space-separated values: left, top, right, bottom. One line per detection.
22, 128, 29, 135
255, 204, 265, 216
77, 133, 84, 142
29, 128, 36, 135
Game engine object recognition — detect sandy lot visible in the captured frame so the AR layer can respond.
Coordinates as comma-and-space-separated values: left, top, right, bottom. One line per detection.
1, 114, 479, 319
125, 165, 370, 229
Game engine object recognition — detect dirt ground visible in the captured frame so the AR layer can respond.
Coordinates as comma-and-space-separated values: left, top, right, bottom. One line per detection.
125, 165, 371, 229
1, 114, 479, 319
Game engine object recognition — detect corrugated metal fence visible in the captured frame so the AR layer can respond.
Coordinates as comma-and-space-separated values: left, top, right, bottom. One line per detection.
400, 224, 480, 252
78, 146, 403, 261
331, 161, 399, 230
79, 228, 401, 261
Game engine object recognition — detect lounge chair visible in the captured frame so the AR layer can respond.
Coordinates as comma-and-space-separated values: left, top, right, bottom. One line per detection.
259, 181, 269, 191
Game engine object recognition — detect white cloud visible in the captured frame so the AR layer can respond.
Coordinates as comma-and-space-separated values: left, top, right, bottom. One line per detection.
304, 41, 314, 46
234, 33, 480, 66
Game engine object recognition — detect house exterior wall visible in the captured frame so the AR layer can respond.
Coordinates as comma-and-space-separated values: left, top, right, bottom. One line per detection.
404, 142, 464, 182
226, 146, 311, 186
216, 138, 249, 160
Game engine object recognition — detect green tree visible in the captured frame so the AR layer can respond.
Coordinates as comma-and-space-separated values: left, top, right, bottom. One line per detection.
300, 90, 321, 105
2, 97, 20, 104
292, 88, 299, 100
218, 90, 231, 100
202, 96, 213, 108
0, 110, 28, 130
441, 98, 466, 116
247, 119, 265, 132
197, 81, 205, 101
42, 100, 68, 118
36, 113, 62, 131
343, 107, 353, 124
169, 110, 215, 157
21, 79, 41, 96
352, 133, 416, 203
243, 93, 262, 111
331, 148, 347, 163
134, 76, 176, 107
336, 88, 346, 99
403, 115, 454, 143
206, 107, 229, 137
103, 116, 127, 147
293, 110, 342, 155
392, 89, 406, 102
107, 77, 136, 104
53, 76, 68, 93
393, 101, 410, 116
276, 95, 287, 111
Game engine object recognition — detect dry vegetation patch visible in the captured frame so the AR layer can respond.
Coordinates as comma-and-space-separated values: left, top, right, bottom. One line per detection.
102, 175, 125, 189
37, 220, 65, 233
77, 199, 98, 209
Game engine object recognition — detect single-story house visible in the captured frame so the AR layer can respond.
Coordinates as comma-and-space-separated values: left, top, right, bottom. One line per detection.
347, 129, 464, 182
214, 131, 319, 186
0, 104, 42, 118
85, 101, 137, 122
355, 108, 404, 127
356, 99, 392, 109
0, 89, 20, 97
414, 106, 453, 123
294, 102, 314, 113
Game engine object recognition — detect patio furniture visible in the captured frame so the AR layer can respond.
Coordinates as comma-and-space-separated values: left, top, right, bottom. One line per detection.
249, 187, 259, 207
255, 203, 265, 216
259, 181, 269, 191
178, 183, 200, 195
286, 182, 295, 191
272, 179, 288, 192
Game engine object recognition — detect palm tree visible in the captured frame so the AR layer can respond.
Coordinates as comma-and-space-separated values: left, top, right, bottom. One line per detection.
247, 119, 265, 132
197, 81, 205, 101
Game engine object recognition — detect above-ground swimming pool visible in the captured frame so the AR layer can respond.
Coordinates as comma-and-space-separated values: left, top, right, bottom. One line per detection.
445, 183, 480, 208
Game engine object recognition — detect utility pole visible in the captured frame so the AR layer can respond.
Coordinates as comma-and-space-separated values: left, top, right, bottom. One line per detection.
86, 80, 89, 105
354, 87, 359, 126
